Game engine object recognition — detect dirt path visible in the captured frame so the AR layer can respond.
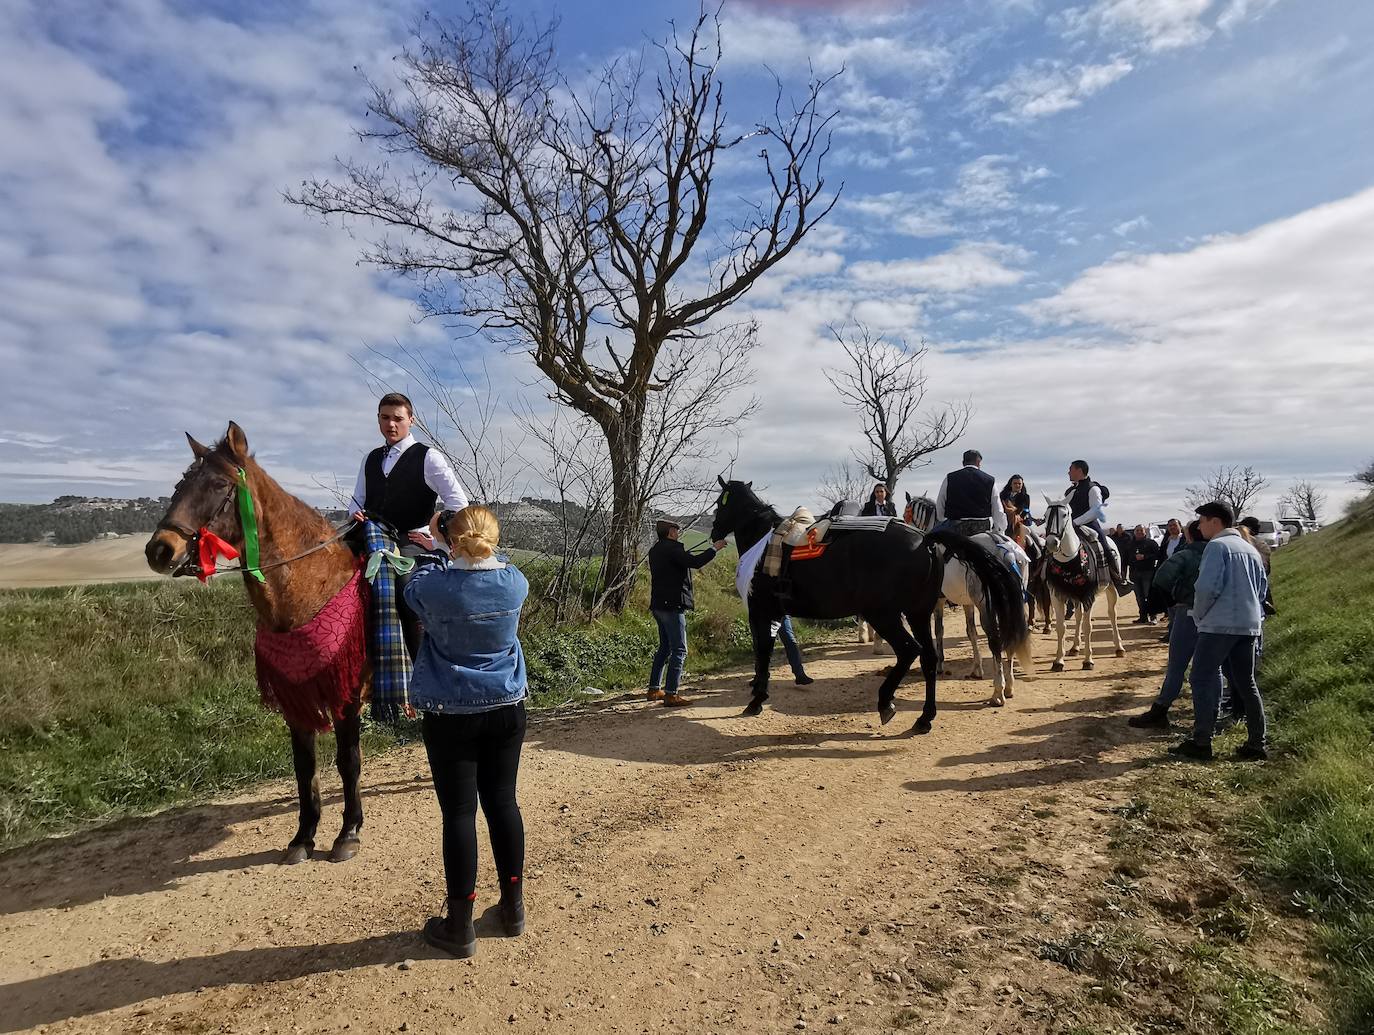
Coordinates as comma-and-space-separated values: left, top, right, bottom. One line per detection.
1, 620, 1193, 1033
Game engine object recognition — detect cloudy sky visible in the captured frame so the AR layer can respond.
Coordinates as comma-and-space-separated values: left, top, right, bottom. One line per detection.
3, 0, 1371, 526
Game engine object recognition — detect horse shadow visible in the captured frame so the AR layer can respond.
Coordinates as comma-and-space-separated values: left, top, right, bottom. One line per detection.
0, 931, 422, 1032
0, 778, 427, 917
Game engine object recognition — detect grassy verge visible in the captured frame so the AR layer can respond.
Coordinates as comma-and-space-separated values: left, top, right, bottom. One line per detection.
1244, 497, 1374, 1032
0, 545, 770, 852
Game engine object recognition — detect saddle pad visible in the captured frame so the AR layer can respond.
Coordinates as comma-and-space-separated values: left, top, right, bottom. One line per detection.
825, 516, 896, 534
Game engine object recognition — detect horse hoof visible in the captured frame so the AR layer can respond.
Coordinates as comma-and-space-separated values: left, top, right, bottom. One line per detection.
968, 670, 984, 681
1116, 648, 1126, 658
988, 698, 1004, 708
1067, 647, 1079, 657
879, 702, 897, 725
1082, 660, 1095, 670
1050, 662, 1065, 673
742, 699, 764, 717
911, 717, 933, 735
329, 836, 361, 864
281, 843, 312, 866
1005, 688, 1014, 699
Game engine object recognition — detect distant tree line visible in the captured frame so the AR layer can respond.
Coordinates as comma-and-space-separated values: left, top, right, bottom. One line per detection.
0, 498, 170, 545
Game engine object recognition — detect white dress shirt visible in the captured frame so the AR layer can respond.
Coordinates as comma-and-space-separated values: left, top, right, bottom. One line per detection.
934, 465, 1008, 533
1067, 482, 1106, 527
349, 434, 470, 535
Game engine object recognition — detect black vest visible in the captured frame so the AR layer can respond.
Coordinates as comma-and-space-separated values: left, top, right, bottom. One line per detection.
1067, 479, 1107, 519
364, 443, 437, 531
944, 467, 994, 521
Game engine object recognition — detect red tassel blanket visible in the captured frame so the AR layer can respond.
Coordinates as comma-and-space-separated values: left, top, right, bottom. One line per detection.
255, 569, 369, 732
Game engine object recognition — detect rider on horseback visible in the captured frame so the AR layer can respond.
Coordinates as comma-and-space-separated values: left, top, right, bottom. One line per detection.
1064, 460, 1130, 592
934, 449, 1007, 538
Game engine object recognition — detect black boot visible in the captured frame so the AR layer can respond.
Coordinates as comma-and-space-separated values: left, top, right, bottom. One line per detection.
499, 877, 525, 937
1127, 703, 1170, 729
423, 896, 477, 957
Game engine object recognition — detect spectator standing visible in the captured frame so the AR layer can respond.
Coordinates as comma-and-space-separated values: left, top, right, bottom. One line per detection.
861, 484, 898, 518
1128, 520, 1206, 729
1128, 525, 1161, 624
403, 506, 530, 958
1169, 502, 1270, 762
646, 520, 727, 707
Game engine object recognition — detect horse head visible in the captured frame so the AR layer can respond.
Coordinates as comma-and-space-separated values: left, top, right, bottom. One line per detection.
145, 422, 252, 574
903, 491, 937, 532
1040, 496, 1078, 561
709, 475, 760, 543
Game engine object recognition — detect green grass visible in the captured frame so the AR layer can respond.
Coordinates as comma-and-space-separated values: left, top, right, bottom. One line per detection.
1244, 495, 1374, 1033
0, 545, 762, 852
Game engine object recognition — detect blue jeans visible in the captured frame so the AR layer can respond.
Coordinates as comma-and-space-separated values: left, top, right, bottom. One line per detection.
649, 609, 688, 695
773, 616, 807, 677
1190, 632, 1266, 747
1154, 605, 1197, 708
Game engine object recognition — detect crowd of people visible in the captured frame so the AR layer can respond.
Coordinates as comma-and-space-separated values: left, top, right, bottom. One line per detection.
349, 392, 1274, 958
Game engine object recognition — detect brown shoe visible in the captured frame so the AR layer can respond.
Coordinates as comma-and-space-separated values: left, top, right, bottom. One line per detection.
662, 693, 693, 707
646, 688, 665, 701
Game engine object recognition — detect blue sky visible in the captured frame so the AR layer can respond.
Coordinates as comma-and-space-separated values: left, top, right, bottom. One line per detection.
2, 0, 1371, 526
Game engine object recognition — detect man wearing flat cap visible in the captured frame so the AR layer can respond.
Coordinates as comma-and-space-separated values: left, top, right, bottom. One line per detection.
645, 519, 727, 708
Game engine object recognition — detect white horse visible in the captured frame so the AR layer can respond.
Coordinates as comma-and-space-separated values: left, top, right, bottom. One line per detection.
906, 494, 1032, 707
1040, 497, 1125, 671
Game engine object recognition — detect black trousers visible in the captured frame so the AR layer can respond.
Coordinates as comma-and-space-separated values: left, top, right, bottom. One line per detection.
422, 703, 527, 901
395, 541, 427, 659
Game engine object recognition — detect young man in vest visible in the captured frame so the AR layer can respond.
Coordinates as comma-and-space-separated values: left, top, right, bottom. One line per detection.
934, 449, 1007, 537
350, 392, 470, 657
1063, 459, 1129, 591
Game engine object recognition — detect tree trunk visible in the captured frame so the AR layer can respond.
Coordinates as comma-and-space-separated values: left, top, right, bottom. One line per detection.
598, 409, 648, 612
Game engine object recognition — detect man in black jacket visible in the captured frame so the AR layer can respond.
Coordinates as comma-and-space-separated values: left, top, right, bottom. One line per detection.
1128, 524, 1161, 623
646, 520, 727, 707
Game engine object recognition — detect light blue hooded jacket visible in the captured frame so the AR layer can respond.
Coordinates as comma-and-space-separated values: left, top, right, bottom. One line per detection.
1192, 528, 1268, 636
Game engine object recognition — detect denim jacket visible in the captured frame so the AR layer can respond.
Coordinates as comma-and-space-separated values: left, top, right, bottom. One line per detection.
1192, 528, 1268, 636
402, 555, 529, 714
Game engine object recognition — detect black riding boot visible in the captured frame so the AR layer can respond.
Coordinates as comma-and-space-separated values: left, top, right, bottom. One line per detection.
423, 896, 477, 958
499, 877, 526, 937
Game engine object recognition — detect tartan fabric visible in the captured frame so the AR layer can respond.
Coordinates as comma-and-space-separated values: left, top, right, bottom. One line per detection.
255, 569, 368, 733
364, 520, 412, 722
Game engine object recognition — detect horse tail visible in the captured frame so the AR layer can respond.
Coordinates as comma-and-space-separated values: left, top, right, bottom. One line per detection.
925, 530, 1031, 662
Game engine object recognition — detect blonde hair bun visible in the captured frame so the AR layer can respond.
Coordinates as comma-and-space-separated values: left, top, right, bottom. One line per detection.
443, 505, 501, 561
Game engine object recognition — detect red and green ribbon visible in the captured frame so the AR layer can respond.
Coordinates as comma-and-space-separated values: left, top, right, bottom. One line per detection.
236, 468, 267, 584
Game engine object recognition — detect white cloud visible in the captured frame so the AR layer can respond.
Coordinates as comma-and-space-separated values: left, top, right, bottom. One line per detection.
1112, 215, 1151, 237
1061, 0, 1215, 52
981, 58, 1134, 122
945, 155, 1018, 210
850, 242, 1028, 292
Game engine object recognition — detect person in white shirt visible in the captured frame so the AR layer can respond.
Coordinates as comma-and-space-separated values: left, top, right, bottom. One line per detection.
350, 392, 470, 656
934, 449, 1007, 537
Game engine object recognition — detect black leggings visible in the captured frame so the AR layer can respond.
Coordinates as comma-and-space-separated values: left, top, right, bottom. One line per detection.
422, 703, 526, 901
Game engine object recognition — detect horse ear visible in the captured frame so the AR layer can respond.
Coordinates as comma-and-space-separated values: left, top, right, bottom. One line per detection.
718, 474, 727, 488
905, 491, 913, 503
746, 481, 753, 489
1043, 493, 1056, 506
185, 432, 210, 459
224, 421, 250, 462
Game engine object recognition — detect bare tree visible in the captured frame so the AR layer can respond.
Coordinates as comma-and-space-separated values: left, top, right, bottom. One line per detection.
1278, 479, 1327, 522
815, 461, 868, 511
364, 345, 528, 504
1355, 460, 1374, 487
289, 3, 839, 608
1183, 465, 1268, 517
823, 323, 971, 495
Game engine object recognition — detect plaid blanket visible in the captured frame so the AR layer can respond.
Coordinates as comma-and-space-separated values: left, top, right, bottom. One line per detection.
364, 521, 413, 722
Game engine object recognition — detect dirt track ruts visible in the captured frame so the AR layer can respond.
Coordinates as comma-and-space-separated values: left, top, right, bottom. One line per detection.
0, 619, 1176, 1034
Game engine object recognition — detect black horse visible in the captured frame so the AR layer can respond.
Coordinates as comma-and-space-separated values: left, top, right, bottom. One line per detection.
710, 478, 1030, 734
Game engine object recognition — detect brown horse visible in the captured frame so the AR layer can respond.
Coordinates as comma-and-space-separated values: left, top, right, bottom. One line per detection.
145, 422, 370, 865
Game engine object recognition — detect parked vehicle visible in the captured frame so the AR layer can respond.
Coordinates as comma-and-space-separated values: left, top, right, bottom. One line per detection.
1279, 518, 1321, 539
1247, 518, 1287, 550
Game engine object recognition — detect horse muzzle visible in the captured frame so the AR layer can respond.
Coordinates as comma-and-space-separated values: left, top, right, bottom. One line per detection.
145, 529, 187, 574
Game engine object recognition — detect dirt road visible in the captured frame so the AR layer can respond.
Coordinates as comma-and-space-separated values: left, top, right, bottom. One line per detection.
0, 620, 1212, 1033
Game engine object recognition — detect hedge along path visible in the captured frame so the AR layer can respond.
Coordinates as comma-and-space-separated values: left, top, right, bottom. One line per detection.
0, 620, 1321, 1034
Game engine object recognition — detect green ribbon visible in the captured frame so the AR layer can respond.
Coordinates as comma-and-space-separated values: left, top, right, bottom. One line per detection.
364, 548, 416, 580
236, 468, 267, 584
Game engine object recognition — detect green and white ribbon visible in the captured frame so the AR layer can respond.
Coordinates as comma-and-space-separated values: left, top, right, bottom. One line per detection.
364, 548, 416, 580
236, 468, 267, 584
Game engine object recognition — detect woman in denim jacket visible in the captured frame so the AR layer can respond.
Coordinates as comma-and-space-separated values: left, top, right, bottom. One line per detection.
404, 504, 529, 957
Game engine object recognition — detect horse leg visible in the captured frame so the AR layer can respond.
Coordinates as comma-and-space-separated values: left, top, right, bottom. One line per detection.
935, 605, 950, 675
329, 707, 364, 863
1081, 599, 1096, 670
1108, 586, 1126, 657
865, 612, 914, 725
284, 726, 321, 865
908, 609, 940, 735
1051, 594, 1067, 673
743, 612, 774, 717
965, 604, 984, 680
